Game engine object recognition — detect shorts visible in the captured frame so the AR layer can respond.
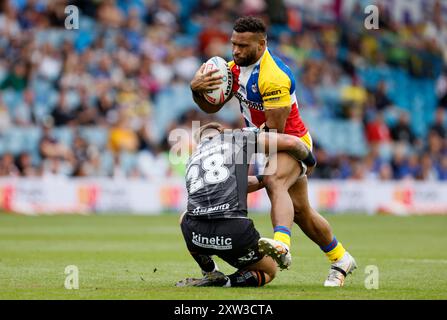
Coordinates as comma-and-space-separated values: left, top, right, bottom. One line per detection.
180, 214, 264, 270
298, 131, 313, 151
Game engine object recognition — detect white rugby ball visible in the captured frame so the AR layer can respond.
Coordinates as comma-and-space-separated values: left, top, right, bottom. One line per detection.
202, 56, 233, 105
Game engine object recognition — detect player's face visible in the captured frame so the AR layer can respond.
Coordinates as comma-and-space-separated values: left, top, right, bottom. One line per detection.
231, 31, 265, 67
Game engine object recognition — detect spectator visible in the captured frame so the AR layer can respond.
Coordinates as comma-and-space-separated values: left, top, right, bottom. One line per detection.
38, 124, 73, 162
136, 123, 157, 153
37, 43, 63, 82
366, 112, 391, 146
406, 153, 421, 180
74, 89, 97, 126
96, 92, 118, 125
373, 81, 393, 112
427, 131, 445, 163
51, 91, 76, 127
0, 94, 12, 133
14, 88, 37, 126
108, 111, 138, 154
15, 152, 36, 176
418, 154, 438, 181
363, 149, 383, 180
0, 62, 28, 91
72, 132, 90, 165
429, 107, 446, 138
0, 0, 445, 182
391, 145, 410, 179
42, 157, 70, 179
0, 2, 21, 38
0, 153, 19, 176
437, 155, 447, 180
378, 163, 393, 180
340, 81, 368, 121
350, 159, 366, 180
311, 144, 332, 179
390, 111, 416, 145
97, 0, 125, 28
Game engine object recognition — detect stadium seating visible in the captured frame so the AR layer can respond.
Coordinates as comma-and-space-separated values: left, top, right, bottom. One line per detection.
0, 0, 444, 181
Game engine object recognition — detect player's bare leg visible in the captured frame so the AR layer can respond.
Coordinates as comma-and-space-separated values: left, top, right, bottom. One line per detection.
288, 167, 357, 287
289, 175, 333, 245
260, 153, 300, 269
263, 152, 356, 285
263, 153, 297, 231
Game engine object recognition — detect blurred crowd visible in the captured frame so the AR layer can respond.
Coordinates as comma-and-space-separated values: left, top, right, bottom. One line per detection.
0, 0, 446, 181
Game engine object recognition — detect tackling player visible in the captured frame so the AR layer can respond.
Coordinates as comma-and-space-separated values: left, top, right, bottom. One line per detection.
176, 122, 316, 287
190, 16, 357, 287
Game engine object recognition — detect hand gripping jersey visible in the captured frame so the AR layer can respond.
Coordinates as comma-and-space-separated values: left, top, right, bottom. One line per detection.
229, 48, 308, 138
185, 130, 257, 220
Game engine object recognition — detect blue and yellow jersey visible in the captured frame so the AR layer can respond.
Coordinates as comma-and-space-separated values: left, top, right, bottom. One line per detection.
228, 48, 309, 146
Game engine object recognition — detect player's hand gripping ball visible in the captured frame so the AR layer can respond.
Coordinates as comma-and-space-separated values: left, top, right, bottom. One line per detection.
201, 56, 233, 105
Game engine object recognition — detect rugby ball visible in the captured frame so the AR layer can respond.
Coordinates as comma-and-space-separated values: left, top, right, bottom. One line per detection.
202, 56, 233, 105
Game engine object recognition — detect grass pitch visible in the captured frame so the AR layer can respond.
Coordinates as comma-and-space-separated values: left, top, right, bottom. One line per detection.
0, 213, 446, 300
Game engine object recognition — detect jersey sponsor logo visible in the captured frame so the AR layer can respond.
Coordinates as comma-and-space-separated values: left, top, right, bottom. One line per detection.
192, 203, 230, 214
263, 97, 280, 102
234, 91, 264, 111
192, 232, 232, 250
262, 89, 282, 97
224, 63, 232, 97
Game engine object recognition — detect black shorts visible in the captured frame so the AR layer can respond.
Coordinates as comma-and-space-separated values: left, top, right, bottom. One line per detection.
180, 214, 264, 270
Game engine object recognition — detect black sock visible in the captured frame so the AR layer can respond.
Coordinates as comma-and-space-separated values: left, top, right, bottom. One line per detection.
190, 253, 216, 273
228, 270, 266, 287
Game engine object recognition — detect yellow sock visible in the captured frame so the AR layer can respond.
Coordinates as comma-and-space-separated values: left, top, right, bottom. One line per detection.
326, 242, 346, 263
273, 226, 291, 248
321, 237, 346, 263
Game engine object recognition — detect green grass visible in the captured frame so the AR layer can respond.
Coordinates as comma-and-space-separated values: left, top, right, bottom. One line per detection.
0, 213, 447, 300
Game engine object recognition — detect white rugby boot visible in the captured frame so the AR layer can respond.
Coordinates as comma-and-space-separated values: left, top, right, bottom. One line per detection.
324, 251, 357, 287
258, 237, 292, 270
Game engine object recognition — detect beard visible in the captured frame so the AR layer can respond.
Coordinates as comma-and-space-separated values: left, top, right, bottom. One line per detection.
233, 50, 258, 67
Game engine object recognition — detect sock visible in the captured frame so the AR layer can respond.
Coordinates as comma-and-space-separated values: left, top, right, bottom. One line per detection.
190, 252, 217, 273
320, 237, 346, 263
273, 226, 291, 248
227, 270, 266, 287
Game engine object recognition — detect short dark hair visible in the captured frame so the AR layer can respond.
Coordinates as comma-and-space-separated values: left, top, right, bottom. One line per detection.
233, 16, 266, 35
193, 122, 224, 143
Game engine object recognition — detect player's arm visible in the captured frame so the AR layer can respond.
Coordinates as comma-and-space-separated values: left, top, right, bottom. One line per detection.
263, 106, 290, 133
190, 63, 231, 114
247, 175, 265, 193
260, 78, 292, 133
258, 131, 316, 170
